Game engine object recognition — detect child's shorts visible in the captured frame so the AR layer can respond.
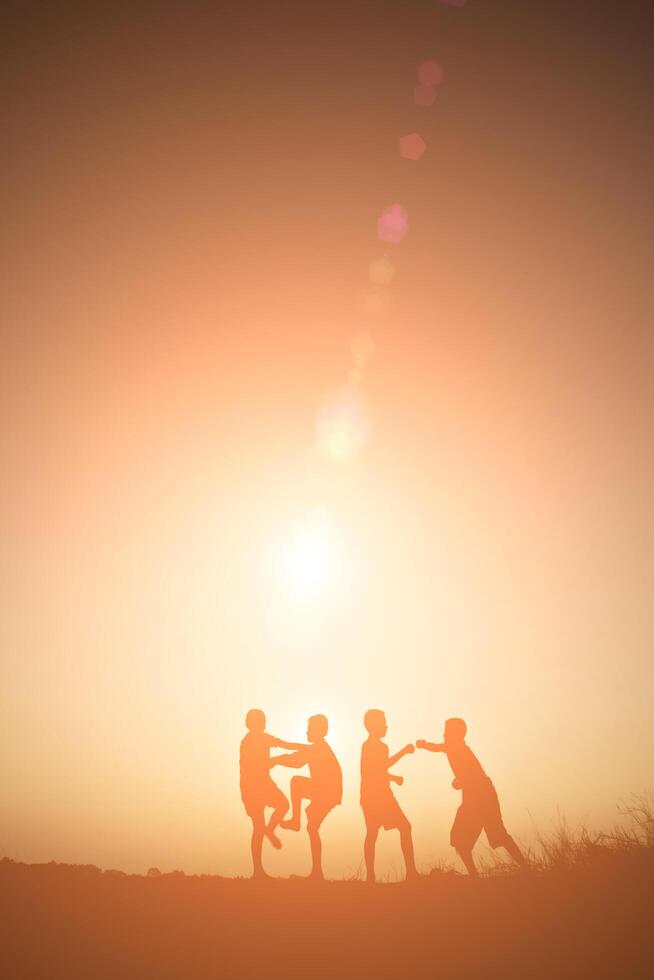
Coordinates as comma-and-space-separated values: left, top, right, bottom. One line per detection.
362, 790, 408, 832
241, 777, 287, 818
450, 779, 509, 850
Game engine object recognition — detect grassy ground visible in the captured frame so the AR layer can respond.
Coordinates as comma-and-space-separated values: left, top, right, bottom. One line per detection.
2, 797, 653, 980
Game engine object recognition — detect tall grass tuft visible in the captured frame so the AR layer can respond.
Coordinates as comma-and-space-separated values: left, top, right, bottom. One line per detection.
479, 790, 654, 877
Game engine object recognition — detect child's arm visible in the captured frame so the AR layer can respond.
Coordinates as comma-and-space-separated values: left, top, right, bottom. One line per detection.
269, 749, 308, 770
416, 740, 446, 753
388, 744, 415, 768
269, 735, 306, 750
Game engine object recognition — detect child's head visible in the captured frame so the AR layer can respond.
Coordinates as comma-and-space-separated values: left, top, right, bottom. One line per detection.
444, 717, 467, 744
364, 709, 387, 738
245, 708, 266, 733
307, 714, 328, 742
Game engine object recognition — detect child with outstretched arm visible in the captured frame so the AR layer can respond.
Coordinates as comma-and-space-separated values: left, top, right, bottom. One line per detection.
417, 717, 526, 876
239, 708, 305, 880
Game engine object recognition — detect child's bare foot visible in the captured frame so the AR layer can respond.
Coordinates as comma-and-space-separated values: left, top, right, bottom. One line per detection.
280, 817, 301, 832
252, 870, 273, 881
265, 828, 282, 849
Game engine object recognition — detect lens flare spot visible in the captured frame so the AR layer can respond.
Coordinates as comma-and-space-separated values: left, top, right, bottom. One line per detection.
399, 133, 427, 161
357, 287, 389, 317
414, 84, 437, 107
316, 385, 371, 464
377, 203, 408, 245
350, 332, 377, 368
369, 255, 396, 285
418, 60, 444, 87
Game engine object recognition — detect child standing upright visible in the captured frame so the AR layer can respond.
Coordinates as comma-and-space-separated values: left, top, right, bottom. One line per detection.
360, 709, 417, 883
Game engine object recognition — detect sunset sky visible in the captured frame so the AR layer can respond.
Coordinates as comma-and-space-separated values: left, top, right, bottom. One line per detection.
2, 0, 653, 879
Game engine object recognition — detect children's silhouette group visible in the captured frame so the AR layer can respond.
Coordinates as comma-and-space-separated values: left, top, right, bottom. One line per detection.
239, 709, 526, 881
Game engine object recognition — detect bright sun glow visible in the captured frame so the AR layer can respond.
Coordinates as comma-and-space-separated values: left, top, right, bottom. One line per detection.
258, 507, 364, 654
261, 507, 358, 651
276, 508, 334, 601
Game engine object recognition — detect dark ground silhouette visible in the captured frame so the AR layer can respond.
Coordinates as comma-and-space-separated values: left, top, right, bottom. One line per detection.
2, 828, 653, 980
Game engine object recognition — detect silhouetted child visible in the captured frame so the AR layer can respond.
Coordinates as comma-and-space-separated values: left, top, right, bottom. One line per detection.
239, 708, 305, 879
270, 713, 342, 880
417, 717, 526, 876
360, 709, 417, 883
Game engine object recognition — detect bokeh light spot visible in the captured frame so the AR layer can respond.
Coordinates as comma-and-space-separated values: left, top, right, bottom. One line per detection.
350, 332, 377, 369
316, 385, 371, 464
414, 84, 437, 107
357, 287, 389, 318
418, 59, 444, 86
399, 133, 427, 161
369, 255, 396, 285
377, 203, 408, 244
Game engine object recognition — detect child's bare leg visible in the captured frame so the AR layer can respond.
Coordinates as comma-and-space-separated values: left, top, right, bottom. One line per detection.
456, 845, 478, 876
364, 826, 378, 883
308, 823, 324, 879
251, 815, 267, 878
399, 817, 418, 880
502, 834, 527, 868
281, 776, 312, 831
265, 798, 289, 849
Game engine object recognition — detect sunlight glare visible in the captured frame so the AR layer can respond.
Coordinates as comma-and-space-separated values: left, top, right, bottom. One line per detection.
286, 509, 331, 599
258, 506, 365, 656
269, 508, 335, 603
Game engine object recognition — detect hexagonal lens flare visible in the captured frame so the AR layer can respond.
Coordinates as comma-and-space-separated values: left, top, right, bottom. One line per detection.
369, 255, 396, 285
414, 83, 437, 107
399, 133, 427, 161
377, 203, 408, 244
418, 59, 444, 86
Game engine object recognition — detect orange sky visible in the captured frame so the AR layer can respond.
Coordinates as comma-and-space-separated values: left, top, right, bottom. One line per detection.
1, 0, 653, 878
